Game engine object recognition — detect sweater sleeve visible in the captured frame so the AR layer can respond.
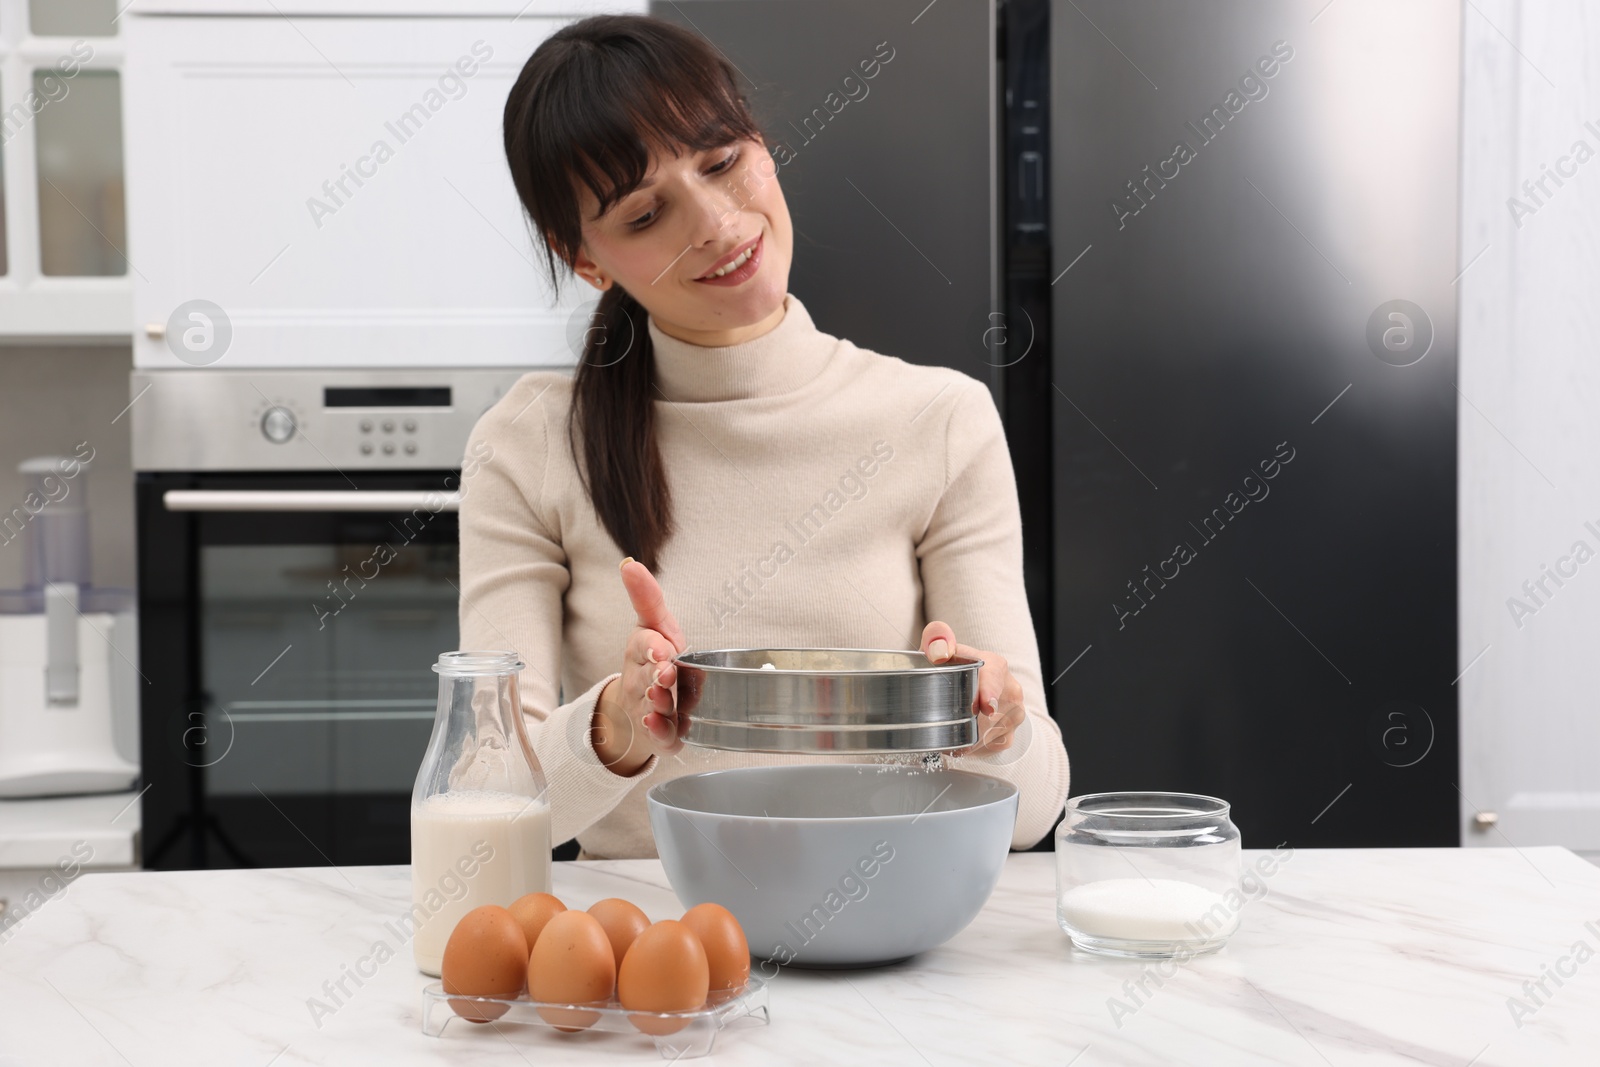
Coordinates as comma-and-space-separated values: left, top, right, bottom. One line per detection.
456, 377, 658, 847
916, 374, 1071, 849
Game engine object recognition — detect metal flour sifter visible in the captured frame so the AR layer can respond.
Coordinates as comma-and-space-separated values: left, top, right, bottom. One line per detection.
670, 648, 982, 761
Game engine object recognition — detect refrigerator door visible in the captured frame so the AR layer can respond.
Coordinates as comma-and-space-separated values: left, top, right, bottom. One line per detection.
654, 0, 1000, 381
1050, 2, 1460, 846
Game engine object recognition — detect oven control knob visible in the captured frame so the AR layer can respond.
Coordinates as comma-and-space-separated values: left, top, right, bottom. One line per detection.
261, 406, 297, 444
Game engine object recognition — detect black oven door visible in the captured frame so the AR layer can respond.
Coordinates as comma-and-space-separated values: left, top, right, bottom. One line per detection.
137, 470, 461, 870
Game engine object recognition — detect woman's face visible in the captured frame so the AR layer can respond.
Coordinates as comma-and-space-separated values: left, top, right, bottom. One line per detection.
571, 137, 792, 343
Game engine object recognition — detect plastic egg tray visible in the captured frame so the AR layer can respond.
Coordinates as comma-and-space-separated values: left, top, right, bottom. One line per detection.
419, 973, 769, 1059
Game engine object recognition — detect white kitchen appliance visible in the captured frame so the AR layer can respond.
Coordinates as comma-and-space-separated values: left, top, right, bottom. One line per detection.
0, 457, 139, 798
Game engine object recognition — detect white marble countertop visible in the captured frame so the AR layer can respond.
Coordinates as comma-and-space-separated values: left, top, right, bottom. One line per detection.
0, 848, 1597, 1066
0, 789, 141, 869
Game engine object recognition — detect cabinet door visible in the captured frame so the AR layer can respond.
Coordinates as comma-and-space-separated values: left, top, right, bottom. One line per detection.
1459, 0, 1600, 855
124, 6, 644, 369
0, 0, 131, 337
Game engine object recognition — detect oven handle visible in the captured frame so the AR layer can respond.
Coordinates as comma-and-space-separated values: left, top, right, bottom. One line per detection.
162, 490, 461, 513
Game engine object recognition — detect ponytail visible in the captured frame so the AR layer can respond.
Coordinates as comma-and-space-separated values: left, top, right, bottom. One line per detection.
567, 285, 672, 570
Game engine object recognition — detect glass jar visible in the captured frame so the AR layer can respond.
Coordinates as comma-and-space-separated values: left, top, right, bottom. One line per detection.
410, 651, 551, 977
1055, 792, 1241, 958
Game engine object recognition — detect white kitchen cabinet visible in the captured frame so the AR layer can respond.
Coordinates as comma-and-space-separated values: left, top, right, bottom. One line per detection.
0, 790, 139, 868
0, 790, 140, 944
122, 0, 643, 368
0, 0, 131, 339
1459, 0, 1600, 850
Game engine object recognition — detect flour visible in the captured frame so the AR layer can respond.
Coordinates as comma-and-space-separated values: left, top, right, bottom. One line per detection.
864, 752, 944, 774
1057, 878, 1237, 942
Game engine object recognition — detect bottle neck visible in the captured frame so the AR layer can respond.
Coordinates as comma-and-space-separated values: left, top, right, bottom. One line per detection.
416, 665, 545, 802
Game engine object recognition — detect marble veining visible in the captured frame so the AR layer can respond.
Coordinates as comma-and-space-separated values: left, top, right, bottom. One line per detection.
0, 848, 1597, 1065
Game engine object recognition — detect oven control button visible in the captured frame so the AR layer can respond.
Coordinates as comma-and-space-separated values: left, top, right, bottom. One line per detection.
261, 406, 297, 444
360, 419, 373, 433
360, 442, 374, 455
382, 442, 396, 455
381, 419, 395, 433
403, 441, 417, 455
403, 418, 417, 433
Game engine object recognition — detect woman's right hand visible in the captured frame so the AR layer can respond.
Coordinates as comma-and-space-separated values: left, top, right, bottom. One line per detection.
592, 557, 689, 776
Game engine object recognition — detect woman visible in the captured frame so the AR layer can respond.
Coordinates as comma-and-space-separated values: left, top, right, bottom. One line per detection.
460, 13, 1069, 859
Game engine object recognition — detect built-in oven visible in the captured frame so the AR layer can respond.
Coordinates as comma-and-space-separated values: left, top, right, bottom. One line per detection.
131, 369, 528, 870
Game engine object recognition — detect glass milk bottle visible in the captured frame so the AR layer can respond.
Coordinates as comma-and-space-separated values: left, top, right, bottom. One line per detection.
411, 651, 552, 976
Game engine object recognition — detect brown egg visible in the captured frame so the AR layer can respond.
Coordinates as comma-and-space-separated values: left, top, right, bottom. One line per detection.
588, 898, 651, 970
528, 910, 616, 1032
508, 892, 566, 955
441, 905, 527, 1023
681, 902, 750, 998
617, 919, 710, 1035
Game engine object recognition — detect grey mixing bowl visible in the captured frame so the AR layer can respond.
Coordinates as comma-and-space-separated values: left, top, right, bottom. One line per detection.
647, 764, 1018, 967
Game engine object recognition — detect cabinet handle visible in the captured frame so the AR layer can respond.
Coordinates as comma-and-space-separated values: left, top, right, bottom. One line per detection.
162, 490, 460, 513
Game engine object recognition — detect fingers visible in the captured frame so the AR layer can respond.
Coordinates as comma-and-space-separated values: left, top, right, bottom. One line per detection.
636, 655, 680, 752
921, 627, 1004, 726
923, 631, 1021, 755
923, 622, 1008, 712
970, 685, 1025, 752
642, 708, 684, 754
648, 681, 679, 722
972, 649, 1009, 715
615, 610, 685, 761
919, 620, 958, 663
642, 709, 671, 743
628, 629, 678, 689
605, 561, 691, 770
966, 706, 1023, 754
620, 558, 687, 653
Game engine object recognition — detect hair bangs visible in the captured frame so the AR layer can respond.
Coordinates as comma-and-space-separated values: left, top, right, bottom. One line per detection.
512, 28, 761, 288
570, 60, 762, 225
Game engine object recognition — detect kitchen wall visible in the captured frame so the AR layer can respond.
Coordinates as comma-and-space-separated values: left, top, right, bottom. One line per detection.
1460, 0, 1600, 850
0, 0, 1594, 856
0, 344, 135, 592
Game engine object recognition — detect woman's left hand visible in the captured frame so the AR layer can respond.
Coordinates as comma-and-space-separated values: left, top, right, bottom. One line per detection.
919, 622, 1026, 754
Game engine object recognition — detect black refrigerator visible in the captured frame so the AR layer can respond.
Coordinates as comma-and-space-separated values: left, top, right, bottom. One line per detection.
658, 0, 1461, 849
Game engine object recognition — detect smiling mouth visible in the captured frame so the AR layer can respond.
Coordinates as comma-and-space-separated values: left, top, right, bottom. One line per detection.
696, 234, 761, 280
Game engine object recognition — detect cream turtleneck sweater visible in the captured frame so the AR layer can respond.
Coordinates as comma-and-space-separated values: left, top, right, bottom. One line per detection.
457, 292, 1070, 859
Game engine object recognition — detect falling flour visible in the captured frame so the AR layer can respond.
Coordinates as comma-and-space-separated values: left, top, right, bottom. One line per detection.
862, 752, 944, 774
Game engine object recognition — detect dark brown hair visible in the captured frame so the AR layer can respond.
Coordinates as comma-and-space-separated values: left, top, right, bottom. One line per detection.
502, 14, 764, 571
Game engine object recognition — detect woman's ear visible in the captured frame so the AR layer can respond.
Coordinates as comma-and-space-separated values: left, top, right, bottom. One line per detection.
569, 241, 611, 291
